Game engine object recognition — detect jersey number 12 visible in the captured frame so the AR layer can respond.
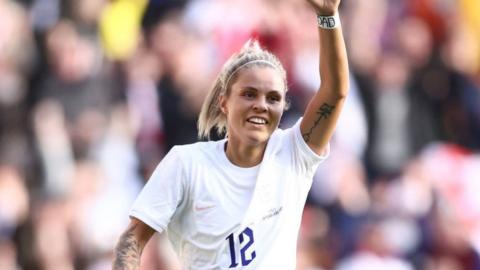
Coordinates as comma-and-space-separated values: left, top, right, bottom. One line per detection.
226, 227, 256, 268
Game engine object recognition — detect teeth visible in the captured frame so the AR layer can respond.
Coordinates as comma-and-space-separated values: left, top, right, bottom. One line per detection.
248, 117, 267, 124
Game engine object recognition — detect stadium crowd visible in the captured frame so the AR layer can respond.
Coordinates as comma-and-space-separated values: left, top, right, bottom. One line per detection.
0, 0, 480, 269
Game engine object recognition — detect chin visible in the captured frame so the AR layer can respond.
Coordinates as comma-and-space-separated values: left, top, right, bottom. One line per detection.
243, 131, 271, 146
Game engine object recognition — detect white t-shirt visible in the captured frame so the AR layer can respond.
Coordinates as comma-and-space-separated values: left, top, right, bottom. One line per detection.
130, 119, 329, 269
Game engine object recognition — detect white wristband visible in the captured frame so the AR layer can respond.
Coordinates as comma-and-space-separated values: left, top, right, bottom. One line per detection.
317, 13, 340, 29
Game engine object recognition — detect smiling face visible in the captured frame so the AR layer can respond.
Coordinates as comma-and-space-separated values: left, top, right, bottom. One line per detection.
220, 66, 286, 147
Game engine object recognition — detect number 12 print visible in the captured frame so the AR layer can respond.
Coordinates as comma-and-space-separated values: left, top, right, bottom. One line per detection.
226, 227, 256, 268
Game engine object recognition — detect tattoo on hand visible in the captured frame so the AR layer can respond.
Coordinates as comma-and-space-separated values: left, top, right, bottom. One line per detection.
302, 103, 335, 142
113, 224, 141, 270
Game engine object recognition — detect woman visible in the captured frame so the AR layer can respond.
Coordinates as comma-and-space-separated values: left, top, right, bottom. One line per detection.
113, 0, 348, 268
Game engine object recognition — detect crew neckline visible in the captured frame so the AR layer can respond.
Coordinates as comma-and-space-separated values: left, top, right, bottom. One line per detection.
217, 139, 261, 178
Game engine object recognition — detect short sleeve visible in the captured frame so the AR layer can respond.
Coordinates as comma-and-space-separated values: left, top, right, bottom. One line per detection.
291, 118, 330, 173
129, 146, 185, 233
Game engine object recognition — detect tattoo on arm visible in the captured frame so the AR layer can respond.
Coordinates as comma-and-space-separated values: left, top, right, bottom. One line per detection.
113, 224, 142, 270
302, 103, 335, 142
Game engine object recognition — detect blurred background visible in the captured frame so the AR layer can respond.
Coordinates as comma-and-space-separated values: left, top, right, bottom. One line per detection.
0, 0, 479, 269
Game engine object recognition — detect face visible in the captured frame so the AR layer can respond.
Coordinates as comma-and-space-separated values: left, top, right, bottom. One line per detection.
220, 66, 286, 146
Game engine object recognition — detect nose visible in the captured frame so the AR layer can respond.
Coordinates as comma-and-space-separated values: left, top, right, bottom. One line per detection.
252, 97, 268, 112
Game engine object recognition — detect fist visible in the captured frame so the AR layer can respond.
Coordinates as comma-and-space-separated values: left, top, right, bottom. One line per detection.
306, 0, 341, 15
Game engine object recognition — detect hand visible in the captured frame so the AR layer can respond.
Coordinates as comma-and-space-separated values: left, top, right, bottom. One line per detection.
306, 0, 341, 16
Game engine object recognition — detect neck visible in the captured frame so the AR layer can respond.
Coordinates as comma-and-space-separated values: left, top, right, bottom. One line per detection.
225, 138, 267, 168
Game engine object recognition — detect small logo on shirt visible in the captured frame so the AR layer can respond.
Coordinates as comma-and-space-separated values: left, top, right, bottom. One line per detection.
262, 206, 283, 221
194, 203, 216, 212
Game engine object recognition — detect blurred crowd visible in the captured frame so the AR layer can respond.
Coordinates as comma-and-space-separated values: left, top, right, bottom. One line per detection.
0, 0, 479, 269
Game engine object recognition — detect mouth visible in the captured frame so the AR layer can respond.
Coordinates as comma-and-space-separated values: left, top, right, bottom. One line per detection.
246, 116, 268, 125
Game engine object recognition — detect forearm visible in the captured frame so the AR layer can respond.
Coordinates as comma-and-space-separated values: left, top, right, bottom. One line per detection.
112, 224, 143, 270
300, 2, 349, 152
318, 19, 349, 99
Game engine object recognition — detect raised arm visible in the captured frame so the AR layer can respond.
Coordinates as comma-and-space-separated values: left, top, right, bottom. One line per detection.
112, 218, 155, 270
300, 0, 349, 155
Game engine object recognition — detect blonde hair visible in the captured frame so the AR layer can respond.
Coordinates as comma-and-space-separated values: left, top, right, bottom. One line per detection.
197, 40, 287, 139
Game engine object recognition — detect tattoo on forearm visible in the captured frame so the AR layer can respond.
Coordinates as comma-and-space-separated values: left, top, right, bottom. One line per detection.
302, 103, 335, 142
113, 224, 141, 270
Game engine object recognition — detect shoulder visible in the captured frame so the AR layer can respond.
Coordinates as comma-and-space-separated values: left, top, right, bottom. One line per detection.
151, 141, 221, 184
171, 140, 220, 155
168, 140, 222, 164
269, 118, 329, 166
269, 118, 301, 146
258, 120, 298, 161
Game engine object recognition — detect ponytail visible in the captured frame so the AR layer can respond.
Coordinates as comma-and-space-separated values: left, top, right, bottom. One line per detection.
197, 72, 227, 139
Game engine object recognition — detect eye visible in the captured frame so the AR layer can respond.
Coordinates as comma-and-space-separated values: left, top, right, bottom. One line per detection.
267, 94, 282, 103
242, 90, 256, 99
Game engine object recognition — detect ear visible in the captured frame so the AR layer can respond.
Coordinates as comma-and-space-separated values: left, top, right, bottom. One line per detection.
219, 94, 228, 115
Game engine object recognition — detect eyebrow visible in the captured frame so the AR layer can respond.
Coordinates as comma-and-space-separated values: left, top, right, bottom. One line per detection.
241, 86, 283, 95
